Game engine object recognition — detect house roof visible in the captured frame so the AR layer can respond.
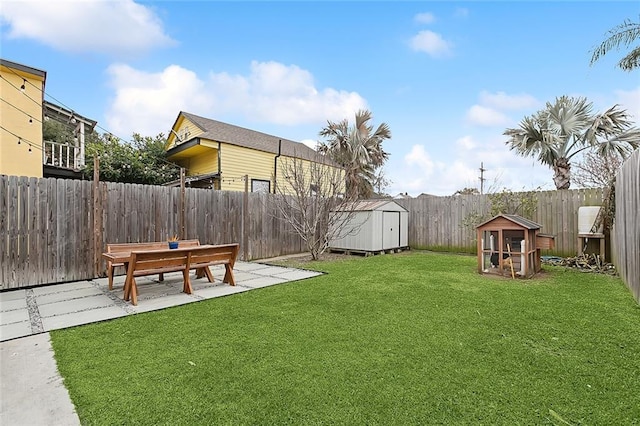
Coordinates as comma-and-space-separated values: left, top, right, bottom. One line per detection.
175, 111, 330, 164
0, 58, 46, 79
44, 101, 97, 131
476, 214, 541, 230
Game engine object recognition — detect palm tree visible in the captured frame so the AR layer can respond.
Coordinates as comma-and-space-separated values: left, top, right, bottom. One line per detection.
590, 16, 640, 71
504, 96, 640, 190
318, 110, 391, 198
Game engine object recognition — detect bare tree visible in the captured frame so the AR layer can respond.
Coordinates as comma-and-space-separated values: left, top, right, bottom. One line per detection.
573, 151, 625, 188
271, 155, 363, 260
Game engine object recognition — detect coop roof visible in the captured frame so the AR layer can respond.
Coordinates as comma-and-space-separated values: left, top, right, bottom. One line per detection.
476, 214, 541, 230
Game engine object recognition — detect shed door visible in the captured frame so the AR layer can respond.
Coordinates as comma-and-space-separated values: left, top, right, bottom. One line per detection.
382, 211, 400, 249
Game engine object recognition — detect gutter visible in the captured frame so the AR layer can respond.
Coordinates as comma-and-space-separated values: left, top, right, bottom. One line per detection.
217, 141, 221, 190
273, 139, 282, 193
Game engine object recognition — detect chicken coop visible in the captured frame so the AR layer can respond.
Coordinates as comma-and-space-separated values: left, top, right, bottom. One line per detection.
329, 199, 409, 254
476, 214, 555, 279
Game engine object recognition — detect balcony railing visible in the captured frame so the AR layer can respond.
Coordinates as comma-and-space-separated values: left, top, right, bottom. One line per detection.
43, 140, 84, 170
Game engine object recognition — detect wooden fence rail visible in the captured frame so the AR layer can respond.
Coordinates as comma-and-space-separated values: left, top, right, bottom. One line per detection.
0, 176, 307, 290
614, 149, 640, 304
0, 175, 614, 290
396, 187, 604, 256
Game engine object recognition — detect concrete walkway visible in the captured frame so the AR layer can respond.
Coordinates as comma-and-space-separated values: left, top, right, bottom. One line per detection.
0, 261, 321, 425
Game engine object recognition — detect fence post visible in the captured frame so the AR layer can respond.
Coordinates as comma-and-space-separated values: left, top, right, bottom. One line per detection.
243, 174, 249, 260
180, 168, 185, 239
92, 157, 101, 278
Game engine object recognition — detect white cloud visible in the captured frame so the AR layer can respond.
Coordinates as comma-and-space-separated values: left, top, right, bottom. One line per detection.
409, 30, 453, 58
465, 91, 539, 128
614, 87, 640, 120
478, 91, 539, 111
105, 61, 368, 137
0, 0, 175, 56
404, 145, 437, 176
414, 12, 436, 24
465, 105, 510, 127
389, 132, 554, 197
456, 135, 476, 151
301, 139, 318, 150
105, 64, 213, 136
397, 146, 479, 195
454, 7, 469, 18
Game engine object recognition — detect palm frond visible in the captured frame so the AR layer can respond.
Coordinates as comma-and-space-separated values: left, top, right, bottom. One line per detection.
590, 16, 640, 71
618, 45, 640, 71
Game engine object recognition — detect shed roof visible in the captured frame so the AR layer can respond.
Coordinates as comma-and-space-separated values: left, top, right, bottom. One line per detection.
333, 199, 408, 212
476, 214, 541, 230
172, 111, 330, 164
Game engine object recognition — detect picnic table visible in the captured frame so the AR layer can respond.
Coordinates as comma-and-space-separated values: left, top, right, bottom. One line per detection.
101, 243, 239, 305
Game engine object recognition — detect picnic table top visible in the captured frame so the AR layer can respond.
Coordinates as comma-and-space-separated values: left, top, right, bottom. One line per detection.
102, 244, 217, 263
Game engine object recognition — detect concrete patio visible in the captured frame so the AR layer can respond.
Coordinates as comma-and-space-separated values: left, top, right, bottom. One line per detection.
1, 261, 322, 342
1, 259, 321, 425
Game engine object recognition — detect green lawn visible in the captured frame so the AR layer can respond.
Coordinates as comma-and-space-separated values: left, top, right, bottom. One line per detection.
50, 252, 640, 425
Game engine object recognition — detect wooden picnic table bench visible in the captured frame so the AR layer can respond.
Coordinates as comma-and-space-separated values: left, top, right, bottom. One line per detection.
120, 243, 240, 306
103, 239, 200, 290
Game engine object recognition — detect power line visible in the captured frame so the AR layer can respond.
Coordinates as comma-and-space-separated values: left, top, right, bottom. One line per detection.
0, 97, 42, 124
1, 125, 43, 153
0, 74, 42, 108
3, 65, 131, 144
2, 65, 183, 169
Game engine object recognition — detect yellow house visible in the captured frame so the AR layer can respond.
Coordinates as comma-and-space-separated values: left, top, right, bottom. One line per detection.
0, 58, 96, 179
0, 58, 46, 178
165, 111, 343, 194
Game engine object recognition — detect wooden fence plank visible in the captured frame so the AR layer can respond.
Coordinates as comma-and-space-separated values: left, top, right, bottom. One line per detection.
3, 176, 625, 290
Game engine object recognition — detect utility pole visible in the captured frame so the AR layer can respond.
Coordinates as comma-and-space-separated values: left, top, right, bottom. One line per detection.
479, 162, 486, 194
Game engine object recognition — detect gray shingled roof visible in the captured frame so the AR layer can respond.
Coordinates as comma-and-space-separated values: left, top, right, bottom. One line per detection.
180, 111, 328, 164
477, 214, 541, 230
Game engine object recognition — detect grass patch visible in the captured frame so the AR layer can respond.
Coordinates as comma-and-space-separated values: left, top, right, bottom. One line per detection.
51, 252, 640, 425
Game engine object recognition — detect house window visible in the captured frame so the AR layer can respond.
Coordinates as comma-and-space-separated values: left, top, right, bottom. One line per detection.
251, 179, 270, 193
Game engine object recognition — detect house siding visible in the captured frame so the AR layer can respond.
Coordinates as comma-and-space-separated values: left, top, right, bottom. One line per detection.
220, 142, 274, 192
276, 156, 345, 195
0, 63, 45, 178
167, 116, 205, 149
187, 148, 218, 176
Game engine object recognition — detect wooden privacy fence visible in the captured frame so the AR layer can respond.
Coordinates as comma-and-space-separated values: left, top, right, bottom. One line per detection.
614, 149, 640, 304
0, 175, 611, 290
0, 176, 306, 290
396, 187, 605, 256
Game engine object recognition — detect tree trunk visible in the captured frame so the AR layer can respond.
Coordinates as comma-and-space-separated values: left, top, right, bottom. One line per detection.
552, 158, 571, 190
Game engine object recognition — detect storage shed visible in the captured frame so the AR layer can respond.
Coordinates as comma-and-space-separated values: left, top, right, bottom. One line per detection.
476, 214, 555, 278
329, 200, 409, 254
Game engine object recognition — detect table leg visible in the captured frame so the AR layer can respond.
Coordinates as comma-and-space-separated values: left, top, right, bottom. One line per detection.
130, 280, 138, 306
123, 263, 130, 300
182, 269, 192, 294
223, 265, 236, 286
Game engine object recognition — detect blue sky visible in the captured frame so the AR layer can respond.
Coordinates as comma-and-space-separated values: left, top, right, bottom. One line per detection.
1, 1, 638, 196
